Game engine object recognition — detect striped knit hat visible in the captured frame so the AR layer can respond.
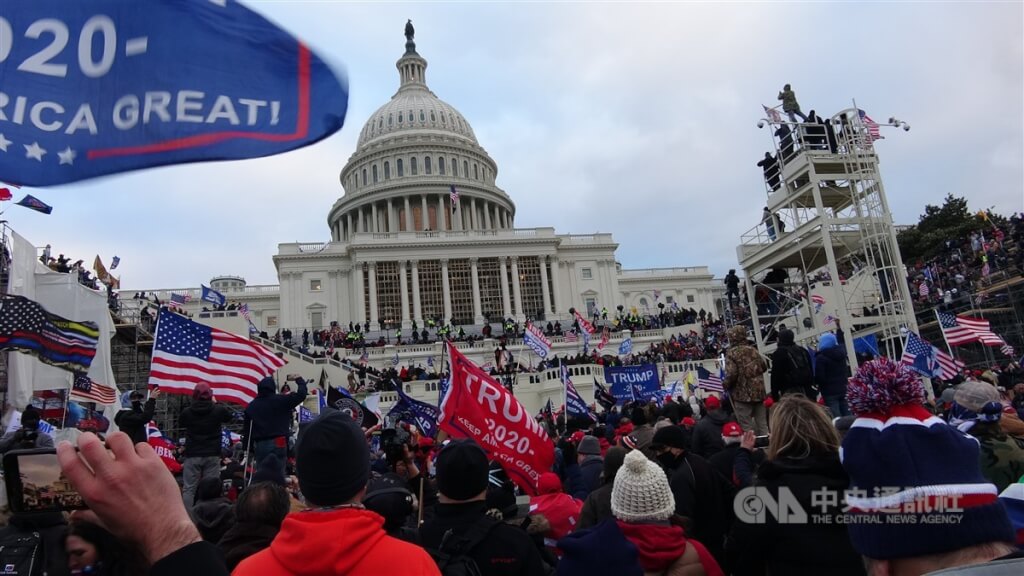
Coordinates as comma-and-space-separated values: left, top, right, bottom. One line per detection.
841, 358, 1013, 559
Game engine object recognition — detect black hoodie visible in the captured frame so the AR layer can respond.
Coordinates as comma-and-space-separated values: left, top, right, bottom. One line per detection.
243, 377, 307, 442
180, 397, 233, 457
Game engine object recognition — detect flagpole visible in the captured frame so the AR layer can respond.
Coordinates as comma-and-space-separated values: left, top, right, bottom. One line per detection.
561, 358, 567, 436
62, 381, 72, 429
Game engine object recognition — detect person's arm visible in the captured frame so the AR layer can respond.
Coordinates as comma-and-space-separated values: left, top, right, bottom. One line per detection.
57, 433, 226, 574
733, 433, 758, 488
142, 398, 157, 422
723, 353, 738, 390
284, 378, 309, 409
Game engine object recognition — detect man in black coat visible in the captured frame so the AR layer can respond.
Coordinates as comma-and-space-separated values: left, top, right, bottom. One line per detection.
114, 389, 157, 445
690, 396, 732, 459
418, 440, 546, 576
180, 382, 233, 508
575, 435, 603, 500
769, 329, 815, 400
243, 375, 307, 477
652, 425, 734, 568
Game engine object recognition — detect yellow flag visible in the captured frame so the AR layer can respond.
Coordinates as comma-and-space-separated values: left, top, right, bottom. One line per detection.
93, 255, 119, 289
977, 210, 989, 222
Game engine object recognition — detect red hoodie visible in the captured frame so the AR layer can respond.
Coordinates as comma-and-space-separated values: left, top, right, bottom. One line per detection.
616, 521, 723, 576
530, 473, 583, 552
233, 507, 439, 576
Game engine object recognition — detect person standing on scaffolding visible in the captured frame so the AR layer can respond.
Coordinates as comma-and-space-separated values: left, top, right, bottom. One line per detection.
778, 83, 808, 122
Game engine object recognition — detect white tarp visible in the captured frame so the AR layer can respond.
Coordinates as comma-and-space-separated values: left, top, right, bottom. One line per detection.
6, 231, 120, 429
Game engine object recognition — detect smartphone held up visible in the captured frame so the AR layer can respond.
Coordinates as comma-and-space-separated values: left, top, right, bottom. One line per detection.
3, 449, 87, 515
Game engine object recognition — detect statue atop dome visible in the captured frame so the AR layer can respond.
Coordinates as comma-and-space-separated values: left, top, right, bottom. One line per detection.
404, 19, 417, 55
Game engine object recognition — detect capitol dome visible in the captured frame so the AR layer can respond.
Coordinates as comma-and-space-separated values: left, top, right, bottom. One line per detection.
328, 23, 515, 242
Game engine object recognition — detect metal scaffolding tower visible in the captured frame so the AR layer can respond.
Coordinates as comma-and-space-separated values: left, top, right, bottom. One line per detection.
738, 106, 919, 368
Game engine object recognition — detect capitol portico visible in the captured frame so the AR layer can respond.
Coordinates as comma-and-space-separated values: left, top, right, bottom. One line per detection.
138, 25, 725, 337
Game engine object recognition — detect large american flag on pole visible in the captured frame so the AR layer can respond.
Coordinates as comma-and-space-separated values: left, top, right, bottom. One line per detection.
938, 312, 1005, 347
149, 308, 286, 406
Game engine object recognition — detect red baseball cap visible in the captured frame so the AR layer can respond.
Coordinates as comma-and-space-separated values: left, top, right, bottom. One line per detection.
570, 430, 585, 443
682, 417, 696, 427
705, 396, 721, 410
722, 422, 743, 438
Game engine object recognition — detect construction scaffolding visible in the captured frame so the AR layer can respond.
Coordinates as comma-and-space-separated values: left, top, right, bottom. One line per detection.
738, 106, 919, 368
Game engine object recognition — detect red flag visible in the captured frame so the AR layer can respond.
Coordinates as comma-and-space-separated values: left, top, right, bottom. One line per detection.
441, 345, 554, 494
0, 188, 11, 201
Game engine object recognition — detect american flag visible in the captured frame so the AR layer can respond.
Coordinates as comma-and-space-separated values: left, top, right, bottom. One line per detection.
938, 312, 1004, 347
696, 365, 724, 392
1001, 343, 1016, 357
859, 109, 883, 141
919, 283, 930, 298
811, 294, 826, 305
148, 307, 286, 406
763, 104, 782, 123
359, 349, 368, 363
900, 331, 964, 380
238, 303, 251, 322
169, 292, 190, 307
564, 331, 578, 343
71, 373, 118, 405
449, 185, 459, 211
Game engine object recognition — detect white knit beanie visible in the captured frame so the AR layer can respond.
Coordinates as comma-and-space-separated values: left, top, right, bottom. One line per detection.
611, 450, 675, 523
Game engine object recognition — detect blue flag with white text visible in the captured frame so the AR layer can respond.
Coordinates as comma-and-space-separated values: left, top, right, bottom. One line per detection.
201, 285, 226, 307
0, 0, 348, 186
389, 387, 440, 438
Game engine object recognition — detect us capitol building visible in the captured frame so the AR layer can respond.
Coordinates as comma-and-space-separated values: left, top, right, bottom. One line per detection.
138, 25, 724, 345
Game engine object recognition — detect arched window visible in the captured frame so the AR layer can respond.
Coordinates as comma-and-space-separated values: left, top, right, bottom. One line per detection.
473, 163, 478, 180
378, 117, 383, 129
362, 169, 367, 186
430, 110, 436, 122
420, 110, 425, 122
409, 110, 413, 123
397, 159, 404, 177
438, 157, 446, 175
388, 113, 393, 126
411, 157, 418, 175
463, 161, 469, 178
425, 157, 432, 175
384, 161, 390, 180
451, 158, 458, 176
639, 298, 648, 309
441, 113, 446, 124
372, 164, 378, 183
398, 112, 404, 123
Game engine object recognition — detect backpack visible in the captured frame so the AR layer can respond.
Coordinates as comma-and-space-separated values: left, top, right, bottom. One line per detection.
0, 531, 41, 576
785, 347, 814, 389
422, 515, 501, 576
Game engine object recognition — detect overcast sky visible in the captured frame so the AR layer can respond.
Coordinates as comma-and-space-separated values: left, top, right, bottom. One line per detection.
8, 1, 1022, 290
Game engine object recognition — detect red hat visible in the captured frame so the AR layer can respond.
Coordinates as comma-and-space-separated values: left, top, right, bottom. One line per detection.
722, 422, 743, 438
705, 396, 721, 410
193, 382, 212, 401
682, 417, 696, 427
763, 397, 775, 408
570, 431, 585, 444
538, 472, 562, 495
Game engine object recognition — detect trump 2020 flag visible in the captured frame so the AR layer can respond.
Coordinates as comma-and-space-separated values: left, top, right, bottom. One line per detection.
0, 0, 349, 186
15, 195, 52, 214
148, 307, 285, 406
201, 285, 226, 308
523, 323, 552, 359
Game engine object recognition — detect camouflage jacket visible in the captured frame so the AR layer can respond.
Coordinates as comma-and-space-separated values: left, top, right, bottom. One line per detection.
724, 342, 768, 403
977, 433, 1024, 493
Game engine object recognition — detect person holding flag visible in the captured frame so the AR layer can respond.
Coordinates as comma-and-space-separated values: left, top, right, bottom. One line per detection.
243, 374, 307, 478
179, 382, 234, 508
115, 389, 158, 445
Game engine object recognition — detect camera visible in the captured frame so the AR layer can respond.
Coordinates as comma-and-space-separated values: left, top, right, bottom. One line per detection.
3, 449, 88, 515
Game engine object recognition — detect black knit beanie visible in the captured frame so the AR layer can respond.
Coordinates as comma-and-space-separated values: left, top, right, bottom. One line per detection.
296, 411, 370, 507
436, 439, 489, 501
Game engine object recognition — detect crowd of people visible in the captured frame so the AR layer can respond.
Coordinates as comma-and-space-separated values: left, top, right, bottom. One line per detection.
6, 317, 1024, 576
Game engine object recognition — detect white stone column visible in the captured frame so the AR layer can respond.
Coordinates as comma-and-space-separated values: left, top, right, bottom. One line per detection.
484, 202, 492, 230
470, 197, 477, 230
404, 197, 412, 231
411, 260, 422, 322
438, 194, 446, 231
387, 199, 395, 232
346, 213, 352, 240
420, 196, 428, 230
551, 257, 563, 315
540, 256, 552, 316
470, 257, 483, 324
510, 256, 523, 320
398, 260, 410, 329
371, 203, 379, 233
441, 258, 452, 322
499, 257, 512, 319
368, 262, 378, 324
354, 265, 366, 323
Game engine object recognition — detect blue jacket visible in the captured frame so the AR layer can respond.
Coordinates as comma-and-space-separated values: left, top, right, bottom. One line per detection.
243, 377, 307, 442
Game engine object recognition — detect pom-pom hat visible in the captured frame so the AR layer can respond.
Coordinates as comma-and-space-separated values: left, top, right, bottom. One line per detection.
611, 450, 675, 523
841, 358, 1013, 559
